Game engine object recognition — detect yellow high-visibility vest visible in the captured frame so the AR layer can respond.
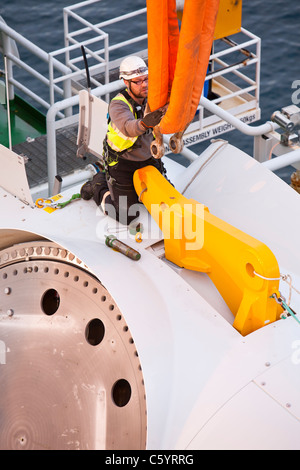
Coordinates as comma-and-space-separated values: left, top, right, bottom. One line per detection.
106, 93, 139, 153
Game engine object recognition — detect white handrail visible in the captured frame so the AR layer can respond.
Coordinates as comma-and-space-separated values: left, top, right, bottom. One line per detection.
262, 149, 300, 172
200, 96, 279, 136
0, 21, 70, 75
0, 20, 72, 111
3, 55, 12, 150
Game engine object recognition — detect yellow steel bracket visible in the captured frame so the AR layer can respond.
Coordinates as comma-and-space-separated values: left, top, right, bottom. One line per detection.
133, 166, 282, 336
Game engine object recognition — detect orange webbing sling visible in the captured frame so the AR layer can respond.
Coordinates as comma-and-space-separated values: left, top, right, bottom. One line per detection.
147, 0, 179, 112
147, 0, 220, 135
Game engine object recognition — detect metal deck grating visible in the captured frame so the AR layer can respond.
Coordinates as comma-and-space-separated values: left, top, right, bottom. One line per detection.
12, 123, 98, 189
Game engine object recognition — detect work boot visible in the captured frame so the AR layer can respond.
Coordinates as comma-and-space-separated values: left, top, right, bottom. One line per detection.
80, 171, 108, 202
80, 181, 94, 200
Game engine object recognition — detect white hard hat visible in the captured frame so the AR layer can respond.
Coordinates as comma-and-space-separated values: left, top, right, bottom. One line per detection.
119, 56, 148, 80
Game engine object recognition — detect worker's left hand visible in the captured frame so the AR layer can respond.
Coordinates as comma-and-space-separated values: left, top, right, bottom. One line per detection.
141, 110, 164, 129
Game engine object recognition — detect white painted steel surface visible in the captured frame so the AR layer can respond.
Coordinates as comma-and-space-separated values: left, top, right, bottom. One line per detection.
1, 146, 300, 449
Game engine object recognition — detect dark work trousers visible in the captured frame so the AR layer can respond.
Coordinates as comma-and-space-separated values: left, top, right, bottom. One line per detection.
105, 156, 165, 225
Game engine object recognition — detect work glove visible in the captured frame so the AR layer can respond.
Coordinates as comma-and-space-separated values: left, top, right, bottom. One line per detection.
141, 110, 164, 129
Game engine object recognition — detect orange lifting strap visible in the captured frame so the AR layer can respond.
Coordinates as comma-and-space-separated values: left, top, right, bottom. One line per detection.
147, 0, 220, 135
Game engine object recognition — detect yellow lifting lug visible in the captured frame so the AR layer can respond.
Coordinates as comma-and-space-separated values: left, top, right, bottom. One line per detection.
133, 166, 282, 336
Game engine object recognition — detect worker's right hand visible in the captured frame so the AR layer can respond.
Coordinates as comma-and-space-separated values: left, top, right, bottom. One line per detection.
141, 110, 164, 129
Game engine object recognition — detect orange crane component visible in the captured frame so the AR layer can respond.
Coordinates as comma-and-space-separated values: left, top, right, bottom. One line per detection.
133, 166, 282, 336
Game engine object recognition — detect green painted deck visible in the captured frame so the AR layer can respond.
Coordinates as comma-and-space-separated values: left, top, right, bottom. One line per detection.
0, 93, 46, 148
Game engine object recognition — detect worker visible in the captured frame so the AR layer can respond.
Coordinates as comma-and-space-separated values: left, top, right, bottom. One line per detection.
80, 55, 168, 225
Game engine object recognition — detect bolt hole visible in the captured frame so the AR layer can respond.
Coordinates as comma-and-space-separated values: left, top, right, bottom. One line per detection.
151, 143, 158, 155
112, 379, 131, 407
170, 139, 176, 150
246, 263, 255, 278
41, 289, 60, 316
85, 318, 105, 346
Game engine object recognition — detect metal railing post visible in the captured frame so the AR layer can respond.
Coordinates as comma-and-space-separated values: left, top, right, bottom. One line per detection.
2, 32, 15, 100
63, 77, 73, 118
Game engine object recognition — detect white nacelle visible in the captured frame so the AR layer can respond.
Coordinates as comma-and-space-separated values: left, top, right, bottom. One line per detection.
1, 141, 300, 450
